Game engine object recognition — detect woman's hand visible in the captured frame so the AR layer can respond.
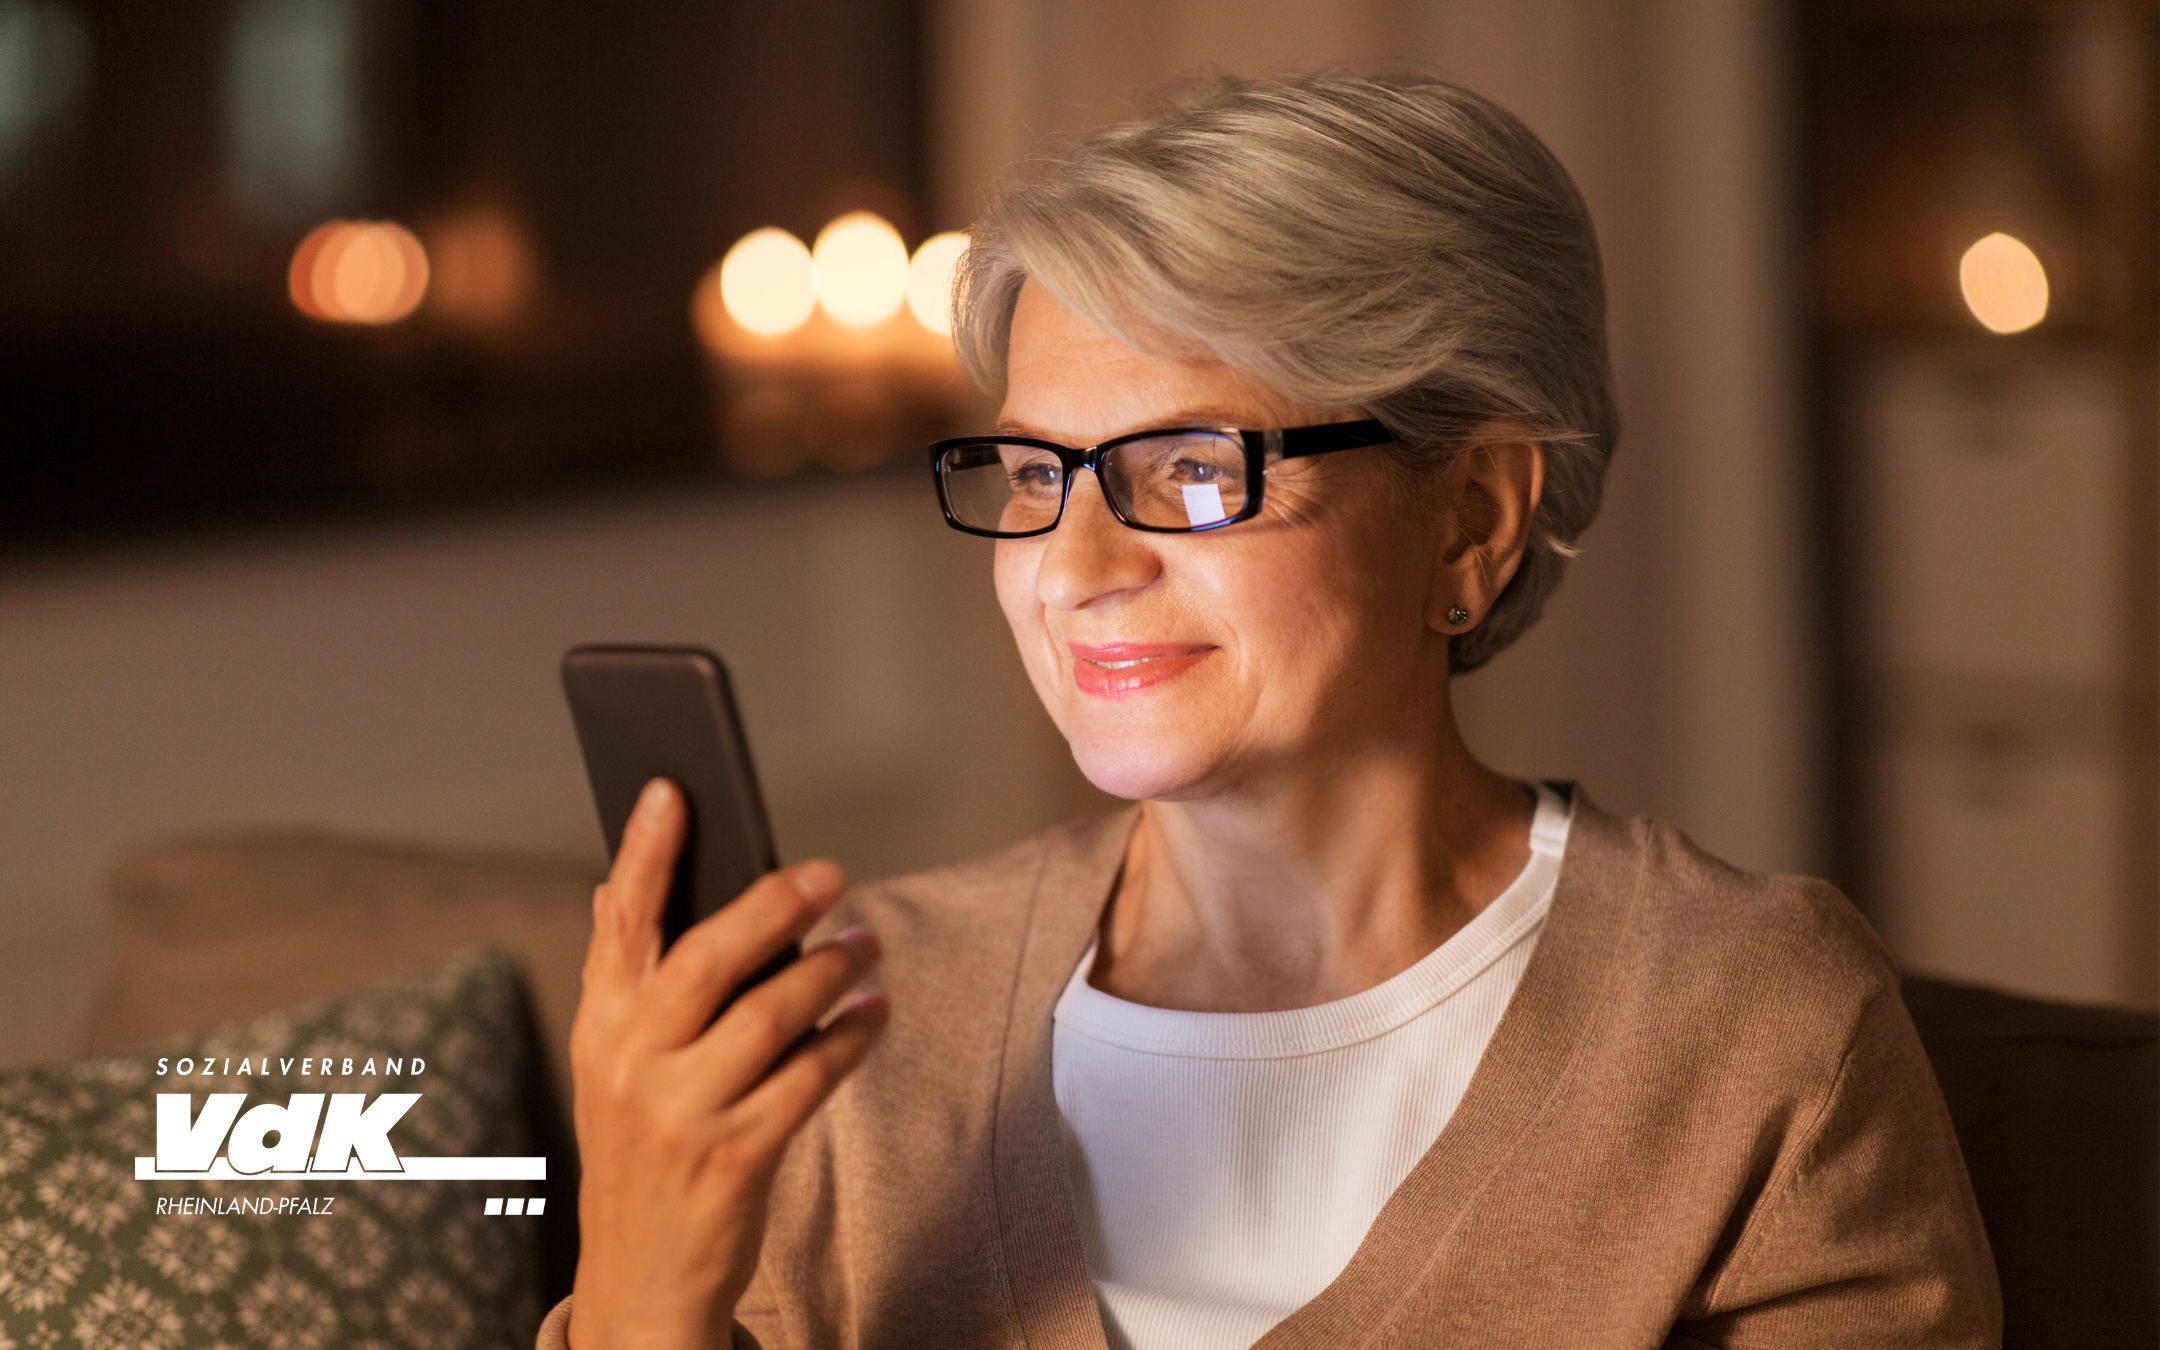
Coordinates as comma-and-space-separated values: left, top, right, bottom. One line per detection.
566, 778, 887, 1350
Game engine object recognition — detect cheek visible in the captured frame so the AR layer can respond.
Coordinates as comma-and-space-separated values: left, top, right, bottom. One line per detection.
1202, 527, 1412, 699
1197, 539, 1340, 658
992, 542, 1049, 664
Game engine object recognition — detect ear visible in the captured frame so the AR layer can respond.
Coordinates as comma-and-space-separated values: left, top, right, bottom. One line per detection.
1425, 426, 1545, 638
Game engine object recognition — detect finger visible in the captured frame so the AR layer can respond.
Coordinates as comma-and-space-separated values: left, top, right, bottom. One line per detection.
588, 779, 686, 981
634, 860, 846, 1050
571, 781, 692, 1081
732, 994, 888, 1155
692, 925, 881, 1101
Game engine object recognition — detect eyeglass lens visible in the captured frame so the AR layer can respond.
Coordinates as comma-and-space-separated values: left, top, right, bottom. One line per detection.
940, 432, 1251, 534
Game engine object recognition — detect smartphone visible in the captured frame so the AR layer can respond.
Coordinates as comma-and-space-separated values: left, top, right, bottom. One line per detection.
561, 645, 794, 990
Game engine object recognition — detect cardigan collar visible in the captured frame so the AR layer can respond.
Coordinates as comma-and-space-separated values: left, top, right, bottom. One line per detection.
990, 804, 1138, 1350
986, 788, 1648, 1350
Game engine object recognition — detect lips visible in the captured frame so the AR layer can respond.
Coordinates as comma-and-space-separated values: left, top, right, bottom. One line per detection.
1067, 641, 1214, 699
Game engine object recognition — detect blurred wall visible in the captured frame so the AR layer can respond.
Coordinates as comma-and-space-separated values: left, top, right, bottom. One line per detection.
0, 474, 1107, 1067
928, 0, 1824, 878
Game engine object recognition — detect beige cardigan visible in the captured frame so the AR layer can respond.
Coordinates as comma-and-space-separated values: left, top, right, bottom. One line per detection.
540, 792, 2002, 1348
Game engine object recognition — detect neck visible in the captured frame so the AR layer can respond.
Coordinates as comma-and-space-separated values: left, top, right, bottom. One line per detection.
1090, 686, 1535, 1013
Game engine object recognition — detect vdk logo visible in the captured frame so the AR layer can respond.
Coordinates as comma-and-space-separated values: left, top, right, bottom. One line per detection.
136, 1093, 546, 1182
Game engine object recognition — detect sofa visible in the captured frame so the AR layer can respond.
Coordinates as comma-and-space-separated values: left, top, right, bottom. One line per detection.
80, 827, 601, 1321
15, 827, 2159, 1348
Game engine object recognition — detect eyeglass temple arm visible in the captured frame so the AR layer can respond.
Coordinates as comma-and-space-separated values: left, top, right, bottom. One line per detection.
1272, 419, 1394, 460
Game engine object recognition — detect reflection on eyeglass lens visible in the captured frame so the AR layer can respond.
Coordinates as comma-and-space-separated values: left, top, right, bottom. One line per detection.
939, 431, 1255, 534
1106, 434, 1248, 528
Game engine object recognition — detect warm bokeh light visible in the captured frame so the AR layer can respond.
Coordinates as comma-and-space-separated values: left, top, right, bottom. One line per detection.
288, 222, 349, 320
330, 224, 427, 322
288, 220, 429, 324
906, 231, 969, 337
426, 207, 536, 326
812, 211, 909, 327
713, 227, 816, 337
1959, 232, 2049, 334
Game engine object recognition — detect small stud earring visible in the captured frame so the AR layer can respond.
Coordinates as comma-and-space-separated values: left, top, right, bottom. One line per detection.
1446, 606, 1470, 626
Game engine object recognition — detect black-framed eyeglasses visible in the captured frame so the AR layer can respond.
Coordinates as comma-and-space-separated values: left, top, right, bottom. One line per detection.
929, 419, 1393, 538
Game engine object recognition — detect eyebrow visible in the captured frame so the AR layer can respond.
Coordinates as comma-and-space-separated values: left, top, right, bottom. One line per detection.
991, 410, 1266, 440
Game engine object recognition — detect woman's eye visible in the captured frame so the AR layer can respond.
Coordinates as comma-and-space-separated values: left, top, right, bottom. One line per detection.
1010, 463, 1061, 490
1167, 457, 1220, 484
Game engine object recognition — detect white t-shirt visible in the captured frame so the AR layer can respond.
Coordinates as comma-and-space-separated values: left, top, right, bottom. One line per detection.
1051, 784, 1573, 1350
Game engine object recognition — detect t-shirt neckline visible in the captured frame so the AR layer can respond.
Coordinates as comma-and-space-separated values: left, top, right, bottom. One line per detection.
1053, 783, 1573, 1061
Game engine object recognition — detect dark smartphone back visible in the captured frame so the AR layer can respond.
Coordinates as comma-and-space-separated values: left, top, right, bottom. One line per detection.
561, 645, 786, 970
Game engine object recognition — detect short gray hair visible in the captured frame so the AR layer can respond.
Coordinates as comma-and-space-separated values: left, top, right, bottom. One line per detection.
954, 74, 1617, 672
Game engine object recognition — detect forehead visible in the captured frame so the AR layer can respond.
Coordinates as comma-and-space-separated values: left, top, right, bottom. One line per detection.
998, 279, 1327, 441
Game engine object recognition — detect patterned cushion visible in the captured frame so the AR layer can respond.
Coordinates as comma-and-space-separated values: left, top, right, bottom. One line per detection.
0, 949, 546, 1349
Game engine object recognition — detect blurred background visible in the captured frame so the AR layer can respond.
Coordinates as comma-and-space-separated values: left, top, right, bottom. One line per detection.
2, 0, 2154, 1067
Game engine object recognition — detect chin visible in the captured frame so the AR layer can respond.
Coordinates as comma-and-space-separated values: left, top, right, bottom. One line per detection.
1063, 728, 1219, 803
1020, 647, 1242, 802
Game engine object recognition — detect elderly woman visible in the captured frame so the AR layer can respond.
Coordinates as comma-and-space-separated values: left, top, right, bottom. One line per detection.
547, 76, 1998, 1350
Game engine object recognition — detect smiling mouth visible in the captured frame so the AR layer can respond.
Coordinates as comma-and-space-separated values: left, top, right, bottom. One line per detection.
1067, 643, 1212, 698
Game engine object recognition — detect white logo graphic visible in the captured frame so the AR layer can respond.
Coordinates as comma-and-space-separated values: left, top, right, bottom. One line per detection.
135, 1093, 545, 1182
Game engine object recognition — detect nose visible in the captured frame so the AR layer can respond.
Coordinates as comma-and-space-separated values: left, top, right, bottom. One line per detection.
1035, 469, 1162, 612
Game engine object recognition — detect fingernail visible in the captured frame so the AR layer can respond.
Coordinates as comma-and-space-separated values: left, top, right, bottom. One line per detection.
635, 779, 672, 822
840, 991, 888, 1017
793, 860, 844, 904
832, 924, 878, 953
